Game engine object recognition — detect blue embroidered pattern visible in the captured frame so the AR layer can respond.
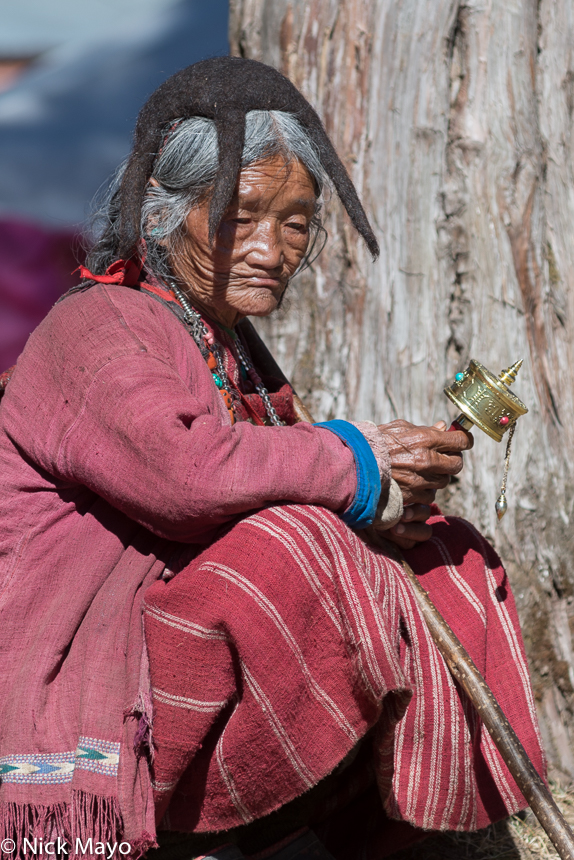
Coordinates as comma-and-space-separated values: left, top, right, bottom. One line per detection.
75, 737, 120, 777
0, 737, 120, 785
0, 752, 75, 785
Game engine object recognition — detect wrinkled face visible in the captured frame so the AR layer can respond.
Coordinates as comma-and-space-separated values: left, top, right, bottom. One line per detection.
169, 154, 317, 328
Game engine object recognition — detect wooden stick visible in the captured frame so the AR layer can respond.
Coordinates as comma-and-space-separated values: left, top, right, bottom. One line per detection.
387, 541, 574, 860
239, 318, 574, 860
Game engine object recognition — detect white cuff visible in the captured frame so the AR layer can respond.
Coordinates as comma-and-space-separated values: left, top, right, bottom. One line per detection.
373, 478, 404, 530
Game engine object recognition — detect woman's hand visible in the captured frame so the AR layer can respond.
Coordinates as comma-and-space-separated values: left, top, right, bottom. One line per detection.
365, 503, 434, 552
378, 419, 473, 508
372, 418, 473, 550
385, 503, 433, 550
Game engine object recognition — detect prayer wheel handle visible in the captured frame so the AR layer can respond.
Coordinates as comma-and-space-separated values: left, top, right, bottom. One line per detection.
238, 319, 574, 860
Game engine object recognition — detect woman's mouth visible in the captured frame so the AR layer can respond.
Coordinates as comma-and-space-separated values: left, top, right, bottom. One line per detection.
246, 276, 283, 288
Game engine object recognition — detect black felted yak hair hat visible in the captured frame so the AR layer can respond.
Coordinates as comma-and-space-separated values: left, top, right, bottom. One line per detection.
118, 56, 379, 260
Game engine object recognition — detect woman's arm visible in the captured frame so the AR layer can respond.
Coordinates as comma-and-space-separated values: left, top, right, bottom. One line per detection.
49, 352, 360, 543
2, 287, 363, 544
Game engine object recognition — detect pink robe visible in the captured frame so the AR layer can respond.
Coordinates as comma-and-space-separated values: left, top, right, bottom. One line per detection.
0, 283, 545, 859
0, 283, 366, 855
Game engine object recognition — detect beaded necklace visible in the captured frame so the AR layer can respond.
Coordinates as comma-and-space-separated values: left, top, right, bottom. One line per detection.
169, 282, 284, 427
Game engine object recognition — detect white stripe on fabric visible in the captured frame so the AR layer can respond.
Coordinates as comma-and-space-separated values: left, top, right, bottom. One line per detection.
439, 679, 460, 830
242, 663, 315, 789
459, 520, 544, 751
460, 523, 540, 808
431, 537, 487, 625
439, 666, 468, 831
248, 515, 345, 637
358, 544, 407, 690
461, 697, 479, 830
296, 506, 395, 696
443, 521, 520, 814
144, 604, 227, 640
421, 623, 450, 828
392, 572, 425, 820
258, 505, 403, 696
270, 506, 384, 699
420, 541, 478, 830
153, 687, 227, 712
216, 724, 253, 824
298, 507, 388, 692
250, 508, 335, 584
152, 779, 178, 793
203, 561, 358, 743
395, 561, 459, 828
419, 596, 447, 828
481, 730, 517, 812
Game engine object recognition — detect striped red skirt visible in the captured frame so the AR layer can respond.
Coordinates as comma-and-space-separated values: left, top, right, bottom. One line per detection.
143, 505, 545, 857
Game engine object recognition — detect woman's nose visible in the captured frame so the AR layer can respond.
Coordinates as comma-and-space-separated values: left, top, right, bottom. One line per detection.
245, 220, 284, 269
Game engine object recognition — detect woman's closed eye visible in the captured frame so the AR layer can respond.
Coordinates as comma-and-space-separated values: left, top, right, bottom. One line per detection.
285, 220, 309, 234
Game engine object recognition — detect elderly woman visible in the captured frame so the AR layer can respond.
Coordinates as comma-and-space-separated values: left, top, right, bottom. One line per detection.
0, 58, 544, 860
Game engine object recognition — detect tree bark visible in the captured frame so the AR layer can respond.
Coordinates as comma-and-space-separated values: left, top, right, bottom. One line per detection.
229, 0, 574, 780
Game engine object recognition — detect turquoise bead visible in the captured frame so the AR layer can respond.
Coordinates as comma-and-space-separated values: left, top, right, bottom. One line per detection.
213, 373, 223, 389
455, 372, 465, 382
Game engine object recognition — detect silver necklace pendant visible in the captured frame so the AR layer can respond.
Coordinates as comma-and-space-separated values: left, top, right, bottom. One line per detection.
168, 282, 284, 427
233, 337, 284, 427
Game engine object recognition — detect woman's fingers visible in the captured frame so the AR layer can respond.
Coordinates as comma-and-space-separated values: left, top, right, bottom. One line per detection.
384, 534, 418, 550
387, 518, 432, 549
404, 488, 437, 506
434, 428, 474, 452
376, 419, 474, 507
392, 465, 452, 491
392, 447, 466, 486
383, 503, 433, 549
429, 450, 465, 474
401, 504, 432, 523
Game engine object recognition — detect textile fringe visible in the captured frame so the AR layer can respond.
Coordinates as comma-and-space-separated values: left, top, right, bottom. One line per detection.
71, 790, 123, 848
0, 791, 151, 859
0, 800, 68, 856
130, 831, 158, 860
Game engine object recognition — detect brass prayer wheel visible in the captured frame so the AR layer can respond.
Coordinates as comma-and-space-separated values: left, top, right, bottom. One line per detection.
444, 360, 528, 519
444, 359, 528, 443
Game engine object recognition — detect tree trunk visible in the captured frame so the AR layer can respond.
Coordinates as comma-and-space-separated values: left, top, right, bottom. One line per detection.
229, 0, 574, 780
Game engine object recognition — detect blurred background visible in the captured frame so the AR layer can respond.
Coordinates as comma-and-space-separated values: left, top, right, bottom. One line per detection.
0, 0, 229, 370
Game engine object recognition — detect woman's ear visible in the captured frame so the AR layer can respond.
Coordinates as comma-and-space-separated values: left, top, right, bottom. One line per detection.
149, 177, 160, 188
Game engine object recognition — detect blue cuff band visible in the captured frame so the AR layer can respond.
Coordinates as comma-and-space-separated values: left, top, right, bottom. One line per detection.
314, 420, 381, 529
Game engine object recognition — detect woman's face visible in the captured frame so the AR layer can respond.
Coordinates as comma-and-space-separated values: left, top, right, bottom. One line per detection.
168, 154, 317, 328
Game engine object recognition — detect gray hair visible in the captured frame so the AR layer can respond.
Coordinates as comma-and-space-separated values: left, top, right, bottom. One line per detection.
86, 110, 329, 280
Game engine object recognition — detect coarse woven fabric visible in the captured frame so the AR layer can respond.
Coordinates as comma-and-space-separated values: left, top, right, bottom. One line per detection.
0, 283, 363, 857
313, 421, 381, 528
144, 505, 546, 851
